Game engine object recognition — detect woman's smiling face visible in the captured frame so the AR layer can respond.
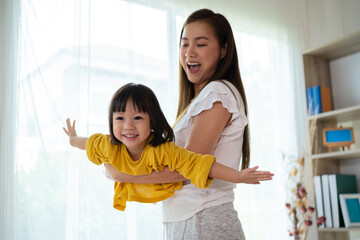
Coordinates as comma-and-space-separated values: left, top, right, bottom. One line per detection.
180, 20, 226, 95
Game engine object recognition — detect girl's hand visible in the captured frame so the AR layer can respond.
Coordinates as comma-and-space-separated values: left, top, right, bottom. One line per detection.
63, 118, 87, 150
237, 166, 274, 184
63, 118, 77, 138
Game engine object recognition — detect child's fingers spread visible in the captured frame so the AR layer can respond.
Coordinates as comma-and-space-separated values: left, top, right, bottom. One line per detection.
66, 118, 72, 128
63, 127, 69, 135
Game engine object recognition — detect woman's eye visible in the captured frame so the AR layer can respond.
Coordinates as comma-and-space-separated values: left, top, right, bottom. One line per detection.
198, 44, 206, 47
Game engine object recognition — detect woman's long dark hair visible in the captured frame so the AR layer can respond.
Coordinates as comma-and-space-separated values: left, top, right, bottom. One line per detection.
177, 9, 250, 169
109, 83, 174, 147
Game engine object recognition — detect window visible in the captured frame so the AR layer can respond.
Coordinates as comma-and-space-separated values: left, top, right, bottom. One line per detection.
18, 1, 178, 239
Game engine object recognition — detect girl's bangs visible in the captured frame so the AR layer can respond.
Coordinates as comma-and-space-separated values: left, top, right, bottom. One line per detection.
111, 87, 149, 113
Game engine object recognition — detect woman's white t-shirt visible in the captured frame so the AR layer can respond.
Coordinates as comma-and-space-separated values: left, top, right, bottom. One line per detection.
162, 80, 248, 222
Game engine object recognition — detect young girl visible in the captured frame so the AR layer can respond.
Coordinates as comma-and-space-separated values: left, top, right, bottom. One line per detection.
63, 83, 273, 211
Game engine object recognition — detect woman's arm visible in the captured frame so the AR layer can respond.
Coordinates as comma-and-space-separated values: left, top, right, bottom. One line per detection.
185, 102, 230, 154
107, 101, 274, 184
190, 102, 273, 184
105, 164, 186, 183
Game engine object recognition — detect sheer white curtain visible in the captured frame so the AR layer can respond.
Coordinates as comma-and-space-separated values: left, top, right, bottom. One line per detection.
227, 2, 308, 239
5, 0, 308, 239
0, 0, 20, 239
18, 0, 178, 239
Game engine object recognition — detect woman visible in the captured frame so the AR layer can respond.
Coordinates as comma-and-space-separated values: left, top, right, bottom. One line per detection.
106, 9, 273, 239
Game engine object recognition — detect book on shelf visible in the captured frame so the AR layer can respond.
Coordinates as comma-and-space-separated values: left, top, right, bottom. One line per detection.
306, 87, 314, 116
321, 174, 333, 227
339, 193, 360, 228
320, 86, 332, 113
314, 175, 325, 228
329, 174, 357, 228
306, 85, 332, 116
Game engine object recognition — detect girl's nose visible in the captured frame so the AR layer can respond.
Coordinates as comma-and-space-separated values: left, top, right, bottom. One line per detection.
124, 120, 135, 130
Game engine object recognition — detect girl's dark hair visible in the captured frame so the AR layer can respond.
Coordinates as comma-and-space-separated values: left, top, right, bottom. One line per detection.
177, 8, 250, 170
108, 83, 174, 147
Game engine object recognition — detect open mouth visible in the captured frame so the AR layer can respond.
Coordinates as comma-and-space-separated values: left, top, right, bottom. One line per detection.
187, 62, 201, 72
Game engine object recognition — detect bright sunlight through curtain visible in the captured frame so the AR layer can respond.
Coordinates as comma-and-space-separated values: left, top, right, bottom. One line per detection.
18, 0, 179, 239
12, 0, 307, 239
0, 0, 20, 239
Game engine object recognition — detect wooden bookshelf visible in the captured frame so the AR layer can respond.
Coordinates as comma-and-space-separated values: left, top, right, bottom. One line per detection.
303, 31, 360, 240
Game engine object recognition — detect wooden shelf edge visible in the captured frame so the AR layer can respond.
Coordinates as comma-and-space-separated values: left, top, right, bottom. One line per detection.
303, 31, 360, 59
307, 104, 360, 121
312, 149, 360, 160
318, 227, 360, 232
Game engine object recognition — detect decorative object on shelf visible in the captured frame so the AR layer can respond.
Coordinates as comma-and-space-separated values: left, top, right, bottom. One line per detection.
314, 176, 326, 228
306, 85, 332, 116
285, 156, 317, 240
339, 193, 360, 228
329, 174, 357, 228
322, 125, 355, 152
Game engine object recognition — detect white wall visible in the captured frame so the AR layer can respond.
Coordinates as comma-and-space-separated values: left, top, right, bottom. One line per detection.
330, 52, 360, 109
305, 0, 360, 49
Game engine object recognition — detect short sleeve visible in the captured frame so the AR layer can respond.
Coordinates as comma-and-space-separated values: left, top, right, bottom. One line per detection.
86, 133, 113, 165
175, 81, 248, 132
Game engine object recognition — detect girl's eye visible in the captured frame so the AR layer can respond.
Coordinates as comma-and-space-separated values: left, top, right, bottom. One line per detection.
134, 116, 143, 120
116, 117, 124, 120
197, 44, 206, 47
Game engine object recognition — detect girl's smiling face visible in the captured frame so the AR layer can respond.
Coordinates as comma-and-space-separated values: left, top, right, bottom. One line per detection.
112, 99, 151, 159
180, 20, 226, 95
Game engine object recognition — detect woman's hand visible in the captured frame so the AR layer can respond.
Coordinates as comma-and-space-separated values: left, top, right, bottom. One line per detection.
236, 166, 274, 184
209, 163, 274, 184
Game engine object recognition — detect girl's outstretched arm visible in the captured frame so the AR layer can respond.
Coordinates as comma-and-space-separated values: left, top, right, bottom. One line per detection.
63, 118, 87, 150
209, 164, 273, 184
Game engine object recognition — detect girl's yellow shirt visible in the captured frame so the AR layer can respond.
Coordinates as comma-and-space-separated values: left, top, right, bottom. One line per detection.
86, 133, 215, 211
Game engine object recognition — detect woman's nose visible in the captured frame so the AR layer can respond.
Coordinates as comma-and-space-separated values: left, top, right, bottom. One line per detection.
185, 45, 195, 57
